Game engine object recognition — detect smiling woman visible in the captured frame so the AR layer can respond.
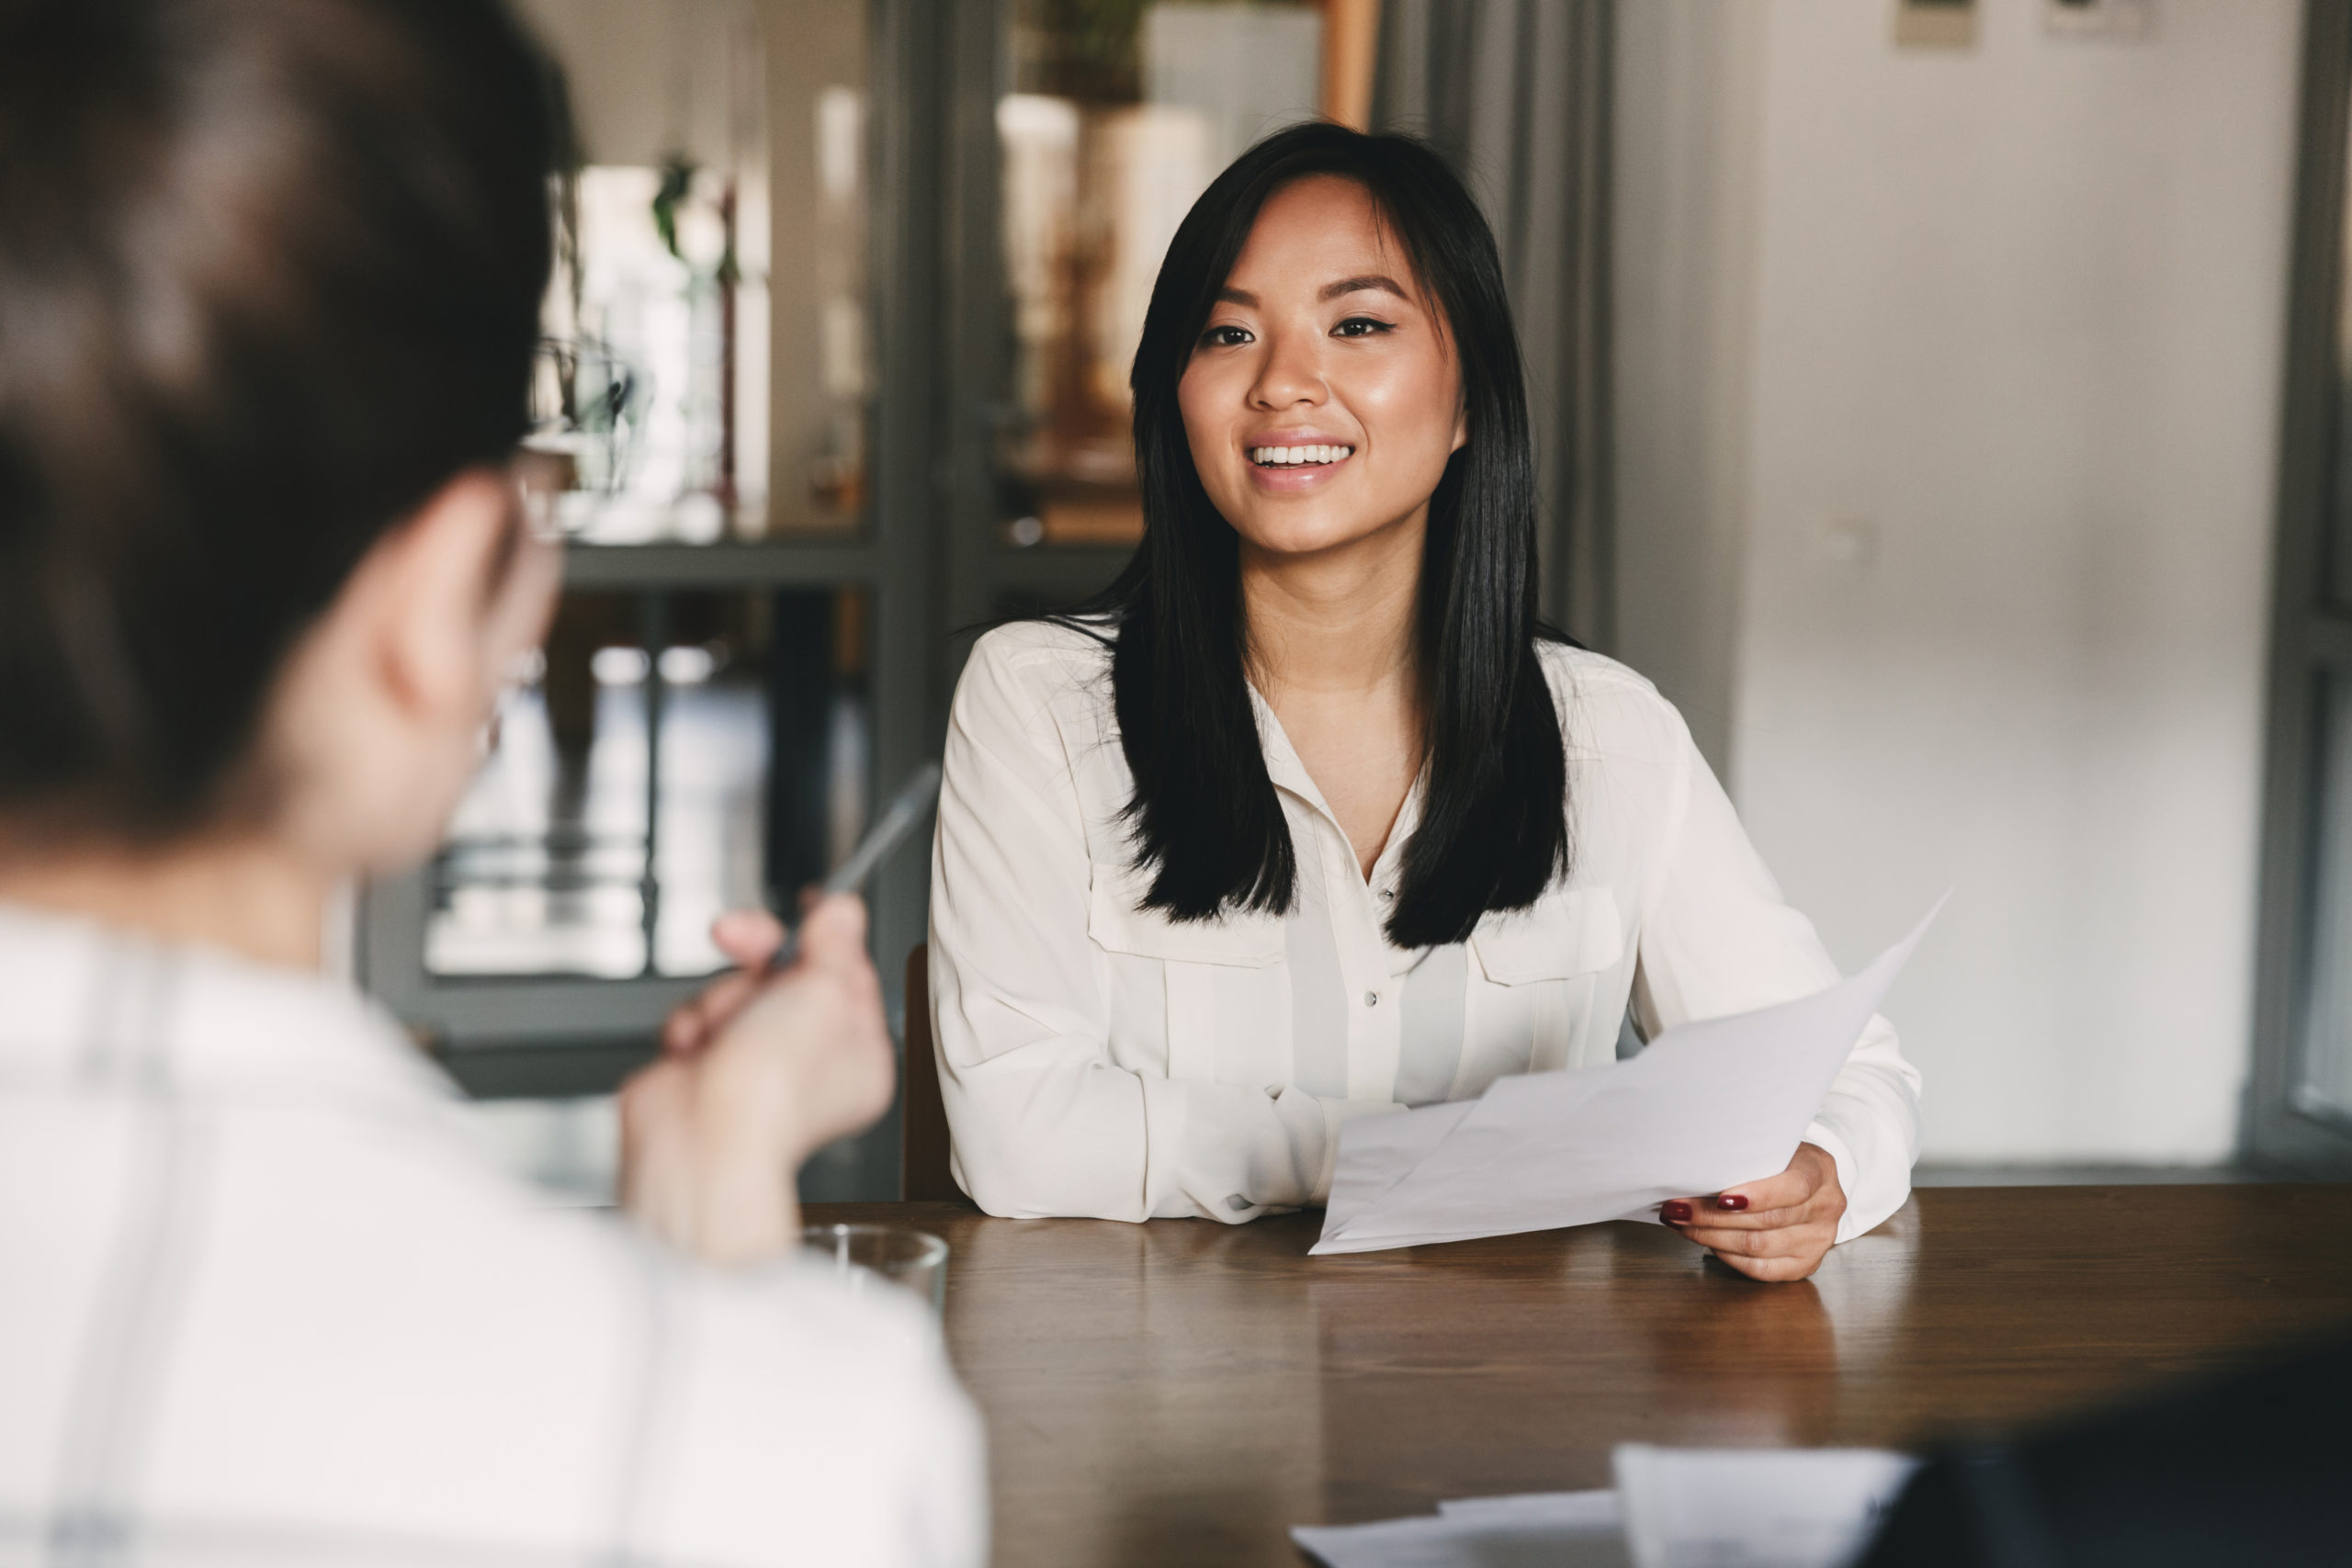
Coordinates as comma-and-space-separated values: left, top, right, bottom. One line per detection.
925, 123, 1923, 1283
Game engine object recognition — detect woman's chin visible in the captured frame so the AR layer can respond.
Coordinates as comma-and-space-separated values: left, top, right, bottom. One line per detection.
1229, 502, 1418, 564
1234, 522, 1377, 561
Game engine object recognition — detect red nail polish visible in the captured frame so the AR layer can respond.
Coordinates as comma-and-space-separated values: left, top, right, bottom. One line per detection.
1662, 1201, 1694, 1224
1716, 1194, 1749, 1212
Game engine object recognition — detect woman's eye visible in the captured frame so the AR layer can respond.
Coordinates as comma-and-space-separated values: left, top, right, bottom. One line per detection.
1332, 316, 1394, 339
1199, 324, 1252, 349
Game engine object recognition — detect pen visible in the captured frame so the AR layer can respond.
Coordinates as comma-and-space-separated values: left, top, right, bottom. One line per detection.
763, 761, 944, 975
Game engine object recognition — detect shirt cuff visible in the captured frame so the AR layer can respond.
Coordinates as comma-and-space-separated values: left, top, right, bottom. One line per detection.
1802, 1119, 1905, 1244
1141, 1077, 1187, 1219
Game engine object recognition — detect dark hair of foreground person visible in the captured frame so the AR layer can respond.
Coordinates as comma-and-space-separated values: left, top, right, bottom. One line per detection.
1064, 121, 1573, 951
0, 0, 562, 840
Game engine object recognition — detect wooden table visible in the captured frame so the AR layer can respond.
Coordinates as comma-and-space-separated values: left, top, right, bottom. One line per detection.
808, 1188, 2352, 1567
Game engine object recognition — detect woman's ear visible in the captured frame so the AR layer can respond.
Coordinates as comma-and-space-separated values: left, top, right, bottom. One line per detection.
257, 466, 550, 878
1452, 402, 1469, 455
365, 468, 529, 725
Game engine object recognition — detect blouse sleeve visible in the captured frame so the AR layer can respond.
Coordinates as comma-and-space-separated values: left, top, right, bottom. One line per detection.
927, 633, 1398, 1222
1627, 705, 1923, 1241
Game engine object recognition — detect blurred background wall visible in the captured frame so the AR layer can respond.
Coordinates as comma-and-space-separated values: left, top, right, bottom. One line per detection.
1617, 0, 2301, 1164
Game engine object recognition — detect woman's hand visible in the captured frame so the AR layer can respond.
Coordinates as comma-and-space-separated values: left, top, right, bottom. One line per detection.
617, 896, 896, 1267
1661, 1142, 1847, 1282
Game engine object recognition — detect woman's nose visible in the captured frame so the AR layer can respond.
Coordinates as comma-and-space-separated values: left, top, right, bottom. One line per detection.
1249, 331, 1324, 409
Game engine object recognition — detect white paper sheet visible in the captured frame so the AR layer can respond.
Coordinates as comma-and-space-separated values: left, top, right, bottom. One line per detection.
1310, 902, 1939, 1256
1289, 1453, 1915, 1568
1612, 1446, 1918, 1568
1293, 1491, 1630, 1568
1438, 1491, 1623, 1529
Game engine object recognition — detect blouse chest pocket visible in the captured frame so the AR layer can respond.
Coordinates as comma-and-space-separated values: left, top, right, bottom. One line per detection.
1087, 864, 1282, 1085
1086, 864, 1279, 1086
1087, 874, 1283, 967
1466, 886, 1626, 1078
1469, 886, 1624, 985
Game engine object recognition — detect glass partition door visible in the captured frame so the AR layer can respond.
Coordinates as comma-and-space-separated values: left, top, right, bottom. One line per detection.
359, 0, 911, 1205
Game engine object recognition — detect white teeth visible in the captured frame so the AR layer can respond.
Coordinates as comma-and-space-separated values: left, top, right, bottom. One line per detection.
1250, 444, 1355, 467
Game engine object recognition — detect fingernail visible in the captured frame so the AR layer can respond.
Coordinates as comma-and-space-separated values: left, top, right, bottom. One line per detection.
1715, 1194, 1749, 1212
1662, 1201, 1693, 1224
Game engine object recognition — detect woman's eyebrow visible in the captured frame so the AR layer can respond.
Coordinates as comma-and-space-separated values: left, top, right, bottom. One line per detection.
1318, 274, 1409, 302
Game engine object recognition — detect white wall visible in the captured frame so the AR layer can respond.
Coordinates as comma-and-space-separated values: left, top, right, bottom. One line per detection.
1616, 0, 2301, 1162
1613, 0, 1767, 775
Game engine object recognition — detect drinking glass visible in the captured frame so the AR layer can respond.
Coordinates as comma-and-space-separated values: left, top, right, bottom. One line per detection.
801, 1224, 948, 1313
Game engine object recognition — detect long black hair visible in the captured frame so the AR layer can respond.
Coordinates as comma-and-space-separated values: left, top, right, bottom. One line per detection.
1073, 121, 1569, 950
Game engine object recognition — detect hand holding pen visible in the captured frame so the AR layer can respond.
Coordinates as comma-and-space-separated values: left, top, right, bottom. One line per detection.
618, 764, 942, 1265
656, 762, 941, 1057
763, 762, 943, 974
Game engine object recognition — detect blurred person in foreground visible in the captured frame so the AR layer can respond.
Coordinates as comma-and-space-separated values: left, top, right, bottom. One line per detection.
1858, 1336, 2352, 1567
0, 2, 983, 1563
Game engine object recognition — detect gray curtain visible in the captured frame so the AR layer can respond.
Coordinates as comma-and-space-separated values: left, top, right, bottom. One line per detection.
1374, 0, 1614, 649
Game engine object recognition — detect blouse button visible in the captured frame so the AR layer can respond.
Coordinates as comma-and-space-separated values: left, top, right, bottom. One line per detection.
1363, 990, 1381, 1008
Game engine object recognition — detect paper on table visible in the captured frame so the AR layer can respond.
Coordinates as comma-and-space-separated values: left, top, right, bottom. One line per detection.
1612, 1445, 1918, 1568
1311, 901, 1939, 1255
1438, 1491, 1623, 1530
1317, 1098, 1472, 1234
1293, 1491, 1630, 1568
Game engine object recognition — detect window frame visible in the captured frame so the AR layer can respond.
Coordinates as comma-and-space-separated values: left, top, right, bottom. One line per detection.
2248, 0, 2352, 1175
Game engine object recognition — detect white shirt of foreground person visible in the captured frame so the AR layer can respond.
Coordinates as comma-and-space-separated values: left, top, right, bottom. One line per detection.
0, 904, 984, 1568
930, 622, 1921, 1240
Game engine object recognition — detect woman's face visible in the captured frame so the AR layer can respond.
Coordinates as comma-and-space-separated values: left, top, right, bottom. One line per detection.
1178, 175, 1465, 562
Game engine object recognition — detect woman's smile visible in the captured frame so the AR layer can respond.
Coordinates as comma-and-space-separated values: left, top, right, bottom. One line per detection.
1245, 431, 1359, 491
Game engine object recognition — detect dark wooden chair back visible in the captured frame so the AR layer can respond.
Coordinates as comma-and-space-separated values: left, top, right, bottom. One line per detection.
899, 945, 959, 1201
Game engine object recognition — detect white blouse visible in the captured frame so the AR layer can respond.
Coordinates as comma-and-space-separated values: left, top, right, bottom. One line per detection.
928, 621, 1921, 1243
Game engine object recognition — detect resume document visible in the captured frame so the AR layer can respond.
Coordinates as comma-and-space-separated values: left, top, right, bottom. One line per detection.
1310, 903, 1939, 1255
